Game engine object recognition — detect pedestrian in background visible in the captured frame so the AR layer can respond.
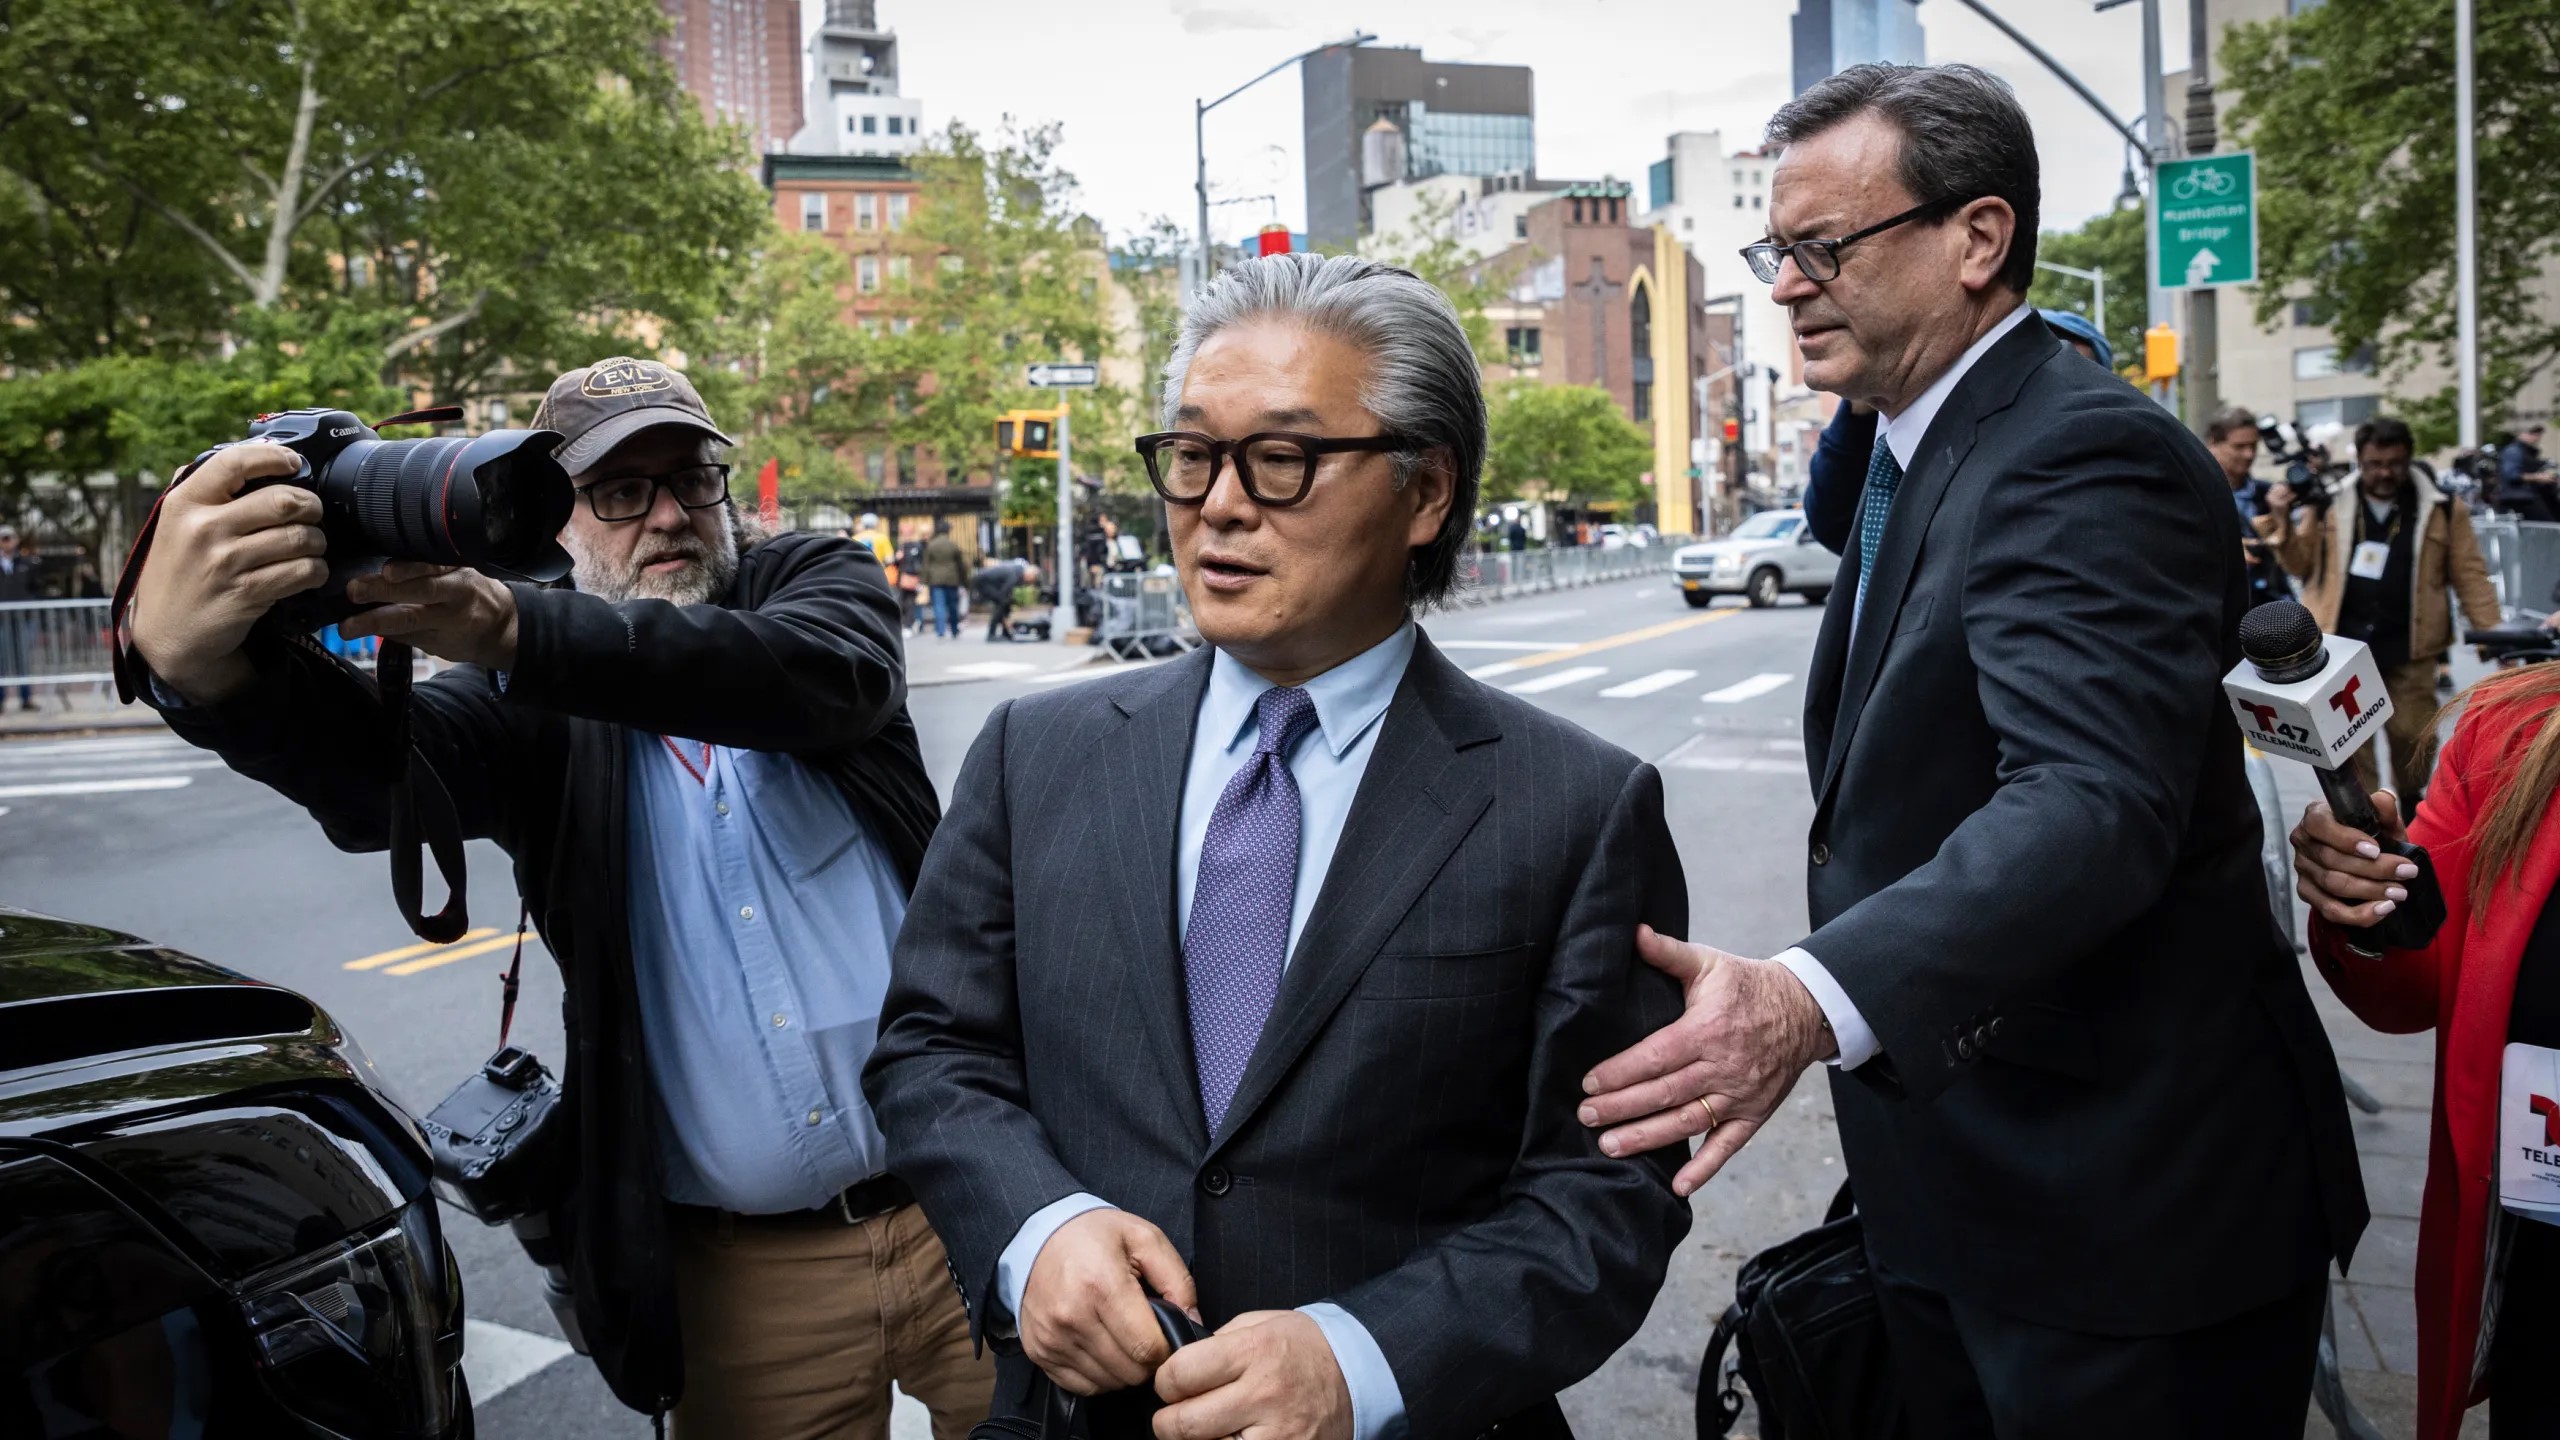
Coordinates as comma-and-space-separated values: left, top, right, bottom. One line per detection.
922, 521, 967, 638
895, 536, 928, 636
2496, 422, 2556, 521
974, 555, 1036, 642
2259, 414, 2502, 810
853, 510, 894, 566
0, 525, 38, 711
2290, 662, 2560, 1440
2203, 406, 2292, 608
120, 356, 986, 1437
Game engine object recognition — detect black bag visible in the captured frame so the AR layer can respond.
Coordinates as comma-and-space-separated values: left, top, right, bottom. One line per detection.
968, 1300, 1206, 1440
1698, 1183, 1906, 1440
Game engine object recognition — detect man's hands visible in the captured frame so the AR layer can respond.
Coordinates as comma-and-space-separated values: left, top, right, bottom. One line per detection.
339, 562, 519, 671
1019, 1209, 1200, 1397
126, 443, 329, 705
1578, 926, 1834, 1197
1153, 1311, 1352, 1440
2291, 793, 2418, 929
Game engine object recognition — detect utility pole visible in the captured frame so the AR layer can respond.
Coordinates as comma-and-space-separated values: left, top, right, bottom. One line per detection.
1192, 34, 1374, 296
1055, 398, 1073, 629
2456, 0, 2480, 449
2183, 0, 2220, 426
2141, 0, 2177, 417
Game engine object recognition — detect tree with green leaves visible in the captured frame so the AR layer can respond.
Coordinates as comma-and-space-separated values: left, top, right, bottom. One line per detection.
2027, 207, 2145, 373
2220, 0, 2560, 443
681, 230, 873, 505
1482, 381, 1654, 510
1360, 188, 1513, 366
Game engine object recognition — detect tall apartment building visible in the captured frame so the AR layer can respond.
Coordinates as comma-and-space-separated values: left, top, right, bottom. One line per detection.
1636, 132, 1797, 481
790, 0, 925, 158
1791, 0, 1926, 94
1301, 46, 1536, 250
657, 0, 802, 154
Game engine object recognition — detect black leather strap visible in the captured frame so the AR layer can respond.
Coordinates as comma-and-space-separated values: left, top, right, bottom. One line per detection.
379, 638, 471, 943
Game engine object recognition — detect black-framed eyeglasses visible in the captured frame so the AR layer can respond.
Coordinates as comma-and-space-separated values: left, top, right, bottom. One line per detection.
574, 464, 731, 523
1739, 194, 1980, 284
1133, 431, 1406, 508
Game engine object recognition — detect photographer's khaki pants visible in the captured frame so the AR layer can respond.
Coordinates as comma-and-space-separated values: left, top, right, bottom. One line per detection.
670, 1201, 993, 1440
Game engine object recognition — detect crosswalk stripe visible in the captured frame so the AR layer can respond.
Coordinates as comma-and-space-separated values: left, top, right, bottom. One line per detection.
460, 1319, 574, 1405
1467, 660, 1525, 679
1435, 640, 1582, 651
0, 757, 227, 778
1702, 673, 1795, 704
0, 738, 192, 758
385, 932, 533, 978
1506, 665, 1609, 695
1599, 669, 1698, 699
346, 928, 500, 971
0, 775, 191, 799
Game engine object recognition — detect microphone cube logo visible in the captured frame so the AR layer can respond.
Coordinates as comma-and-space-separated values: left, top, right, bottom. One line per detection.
2221, 635, 2392, 770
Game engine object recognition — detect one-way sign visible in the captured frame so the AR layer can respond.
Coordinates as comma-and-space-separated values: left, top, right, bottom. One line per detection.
1025, 362, 1099, 388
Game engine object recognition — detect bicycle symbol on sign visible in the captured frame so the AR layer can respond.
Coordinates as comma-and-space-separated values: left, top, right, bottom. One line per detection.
2169, 167, 2237, 202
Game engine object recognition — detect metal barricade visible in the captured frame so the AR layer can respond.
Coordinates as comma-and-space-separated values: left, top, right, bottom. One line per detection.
1455, 544, 1670, 605
1095, 571, 1199, 661
0, 599, 115, 690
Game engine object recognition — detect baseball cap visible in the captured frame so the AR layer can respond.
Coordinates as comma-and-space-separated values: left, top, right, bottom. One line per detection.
533, 357, 735, 476
2038, 309, 2114, 371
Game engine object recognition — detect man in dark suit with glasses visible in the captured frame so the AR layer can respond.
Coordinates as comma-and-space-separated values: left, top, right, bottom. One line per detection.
868, 253, 1691, 1440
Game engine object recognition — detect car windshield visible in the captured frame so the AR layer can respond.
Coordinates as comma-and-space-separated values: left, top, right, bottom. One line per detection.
1732, 513, 1801, 540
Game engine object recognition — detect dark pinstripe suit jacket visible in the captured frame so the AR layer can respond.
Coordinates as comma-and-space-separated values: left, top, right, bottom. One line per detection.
864, 632, 1692, 1440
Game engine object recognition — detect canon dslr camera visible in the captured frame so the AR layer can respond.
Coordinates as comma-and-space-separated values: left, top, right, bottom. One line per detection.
200, 406, 576, 630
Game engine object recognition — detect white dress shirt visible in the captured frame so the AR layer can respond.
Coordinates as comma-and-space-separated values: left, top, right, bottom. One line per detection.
1779, 303, 2032, 1070
994, 623, 1419, 1440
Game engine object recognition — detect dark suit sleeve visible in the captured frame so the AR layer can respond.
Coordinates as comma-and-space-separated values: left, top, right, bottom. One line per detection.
152, 637, 533, 854
1805, 400, 1876, 554
863, 699, 1088, 1338
1332, 762, 1692, 1440
500, 536, 906, 755
1805, 405, 2231, 1101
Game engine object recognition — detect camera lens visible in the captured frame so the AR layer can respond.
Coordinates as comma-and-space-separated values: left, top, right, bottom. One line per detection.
316, 431, 573, 582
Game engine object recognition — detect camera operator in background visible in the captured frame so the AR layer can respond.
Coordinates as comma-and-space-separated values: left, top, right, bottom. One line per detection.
117, 357, 990, 1437
2204, 407, 2290, 608
2257, 415, 2501, 810
2498, 423, 2558, 522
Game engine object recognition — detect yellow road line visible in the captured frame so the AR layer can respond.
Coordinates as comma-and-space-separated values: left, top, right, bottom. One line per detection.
385, 932, 530, 978
1492, 608, 1742, 674
345, 928, 498, 971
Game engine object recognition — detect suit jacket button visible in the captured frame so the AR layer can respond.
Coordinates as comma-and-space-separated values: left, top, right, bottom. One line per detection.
1201, 1166, 1233, 1198
1810, 842, 1831, 866
1954, 1036, 1977, 1062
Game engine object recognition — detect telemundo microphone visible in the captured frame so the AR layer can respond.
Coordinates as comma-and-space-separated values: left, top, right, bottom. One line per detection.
2223, 600, 2447, 954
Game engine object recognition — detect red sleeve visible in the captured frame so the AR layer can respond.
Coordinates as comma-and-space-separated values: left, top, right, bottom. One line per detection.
2306, 711, 2489, 1033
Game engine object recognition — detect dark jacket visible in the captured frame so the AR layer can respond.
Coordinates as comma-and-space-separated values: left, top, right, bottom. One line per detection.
1801, 400, 1875, 555
147, 533, 937, 1415
973, 558, 1028, 605
866, 637, 1691, 1440
1802, 318, 2366, 1334
921, 534, 967, 588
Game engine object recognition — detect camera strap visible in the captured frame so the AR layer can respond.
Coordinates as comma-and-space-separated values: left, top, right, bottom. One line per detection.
378, 637, 473, 944
497, 902, 531, 1047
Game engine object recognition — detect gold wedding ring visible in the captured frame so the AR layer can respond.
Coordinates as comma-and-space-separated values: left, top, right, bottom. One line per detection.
1696, 1095, 1720, 1129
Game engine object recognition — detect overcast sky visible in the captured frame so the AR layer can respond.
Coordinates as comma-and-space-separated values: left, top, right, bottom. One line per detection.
810, 0, 2190, 248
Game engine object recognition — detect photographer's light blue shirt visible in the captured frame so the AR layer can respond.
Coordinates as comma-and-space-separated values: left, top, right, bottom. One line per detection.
994, 623, 1417, 1440
625, 730, 906, 1212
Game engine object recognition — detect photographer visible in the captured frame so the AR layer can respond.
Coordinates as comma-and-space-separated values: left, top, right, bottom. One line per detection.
2499, 423, 2558, 521
120, 358, 990, 1436
2258, 415, 2502, 810
2204, 406, 2290, 608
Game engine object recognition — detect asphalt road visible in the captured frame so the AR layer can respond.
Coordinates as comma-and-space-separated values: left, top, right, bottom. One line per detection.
0, 573, 1840, 1439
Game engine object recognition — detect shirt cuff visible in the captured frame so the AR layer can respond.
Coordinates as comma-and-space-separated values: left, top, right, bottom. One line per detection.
1772, 946, 1880, 1070
993, 1192, 1116, 1328
1300, 1303, 1407, 1440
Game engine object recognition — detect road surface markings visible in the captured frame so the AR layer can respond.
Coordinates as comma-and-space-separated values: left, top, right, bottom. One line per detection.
0, 775, 192, 798
943, 660, 1038, 678
346, 928, 499, 971
1435, 639, 1582, 651
1599, 669, 1698, 699
1470, 609, 1740, 681
1662, 732, 1806, 774
460, 1320, 574, 1407
384, 932, 538, 978
1506, 666, 1609, 695
1702, 673, 1795, 704
0, 757, 227, 778
1483, 607, 1585, 627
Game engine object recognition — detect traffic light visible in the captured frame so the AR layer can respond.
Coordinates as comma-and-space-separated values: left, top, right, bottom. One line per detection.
995, 409, 1059, 459
2144, 324, 2180, 383
1721, 417, 1741, 444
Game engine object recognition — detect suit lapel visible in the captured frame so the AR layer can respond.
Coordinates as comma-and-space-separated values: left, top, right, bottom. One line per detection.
1102, 648, 1215, 1118
1207, 635, 1500, 1151
1813, 320, 2059, 804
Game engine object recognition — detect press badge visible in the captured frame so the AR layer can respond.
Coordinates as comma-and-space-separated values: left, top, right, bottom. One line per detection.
2350, 541, 2393, 581
2500, 1042, 2560, 1224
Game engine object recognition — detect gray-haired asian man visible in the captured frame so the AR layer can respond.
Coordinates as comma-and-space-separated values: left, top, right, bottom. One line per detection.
865, 253, 1691, 1440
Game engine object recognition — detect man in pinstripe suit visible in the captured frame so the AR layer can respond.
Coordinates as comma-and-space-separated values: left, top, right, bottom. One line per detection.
865, 253, 1692, 1440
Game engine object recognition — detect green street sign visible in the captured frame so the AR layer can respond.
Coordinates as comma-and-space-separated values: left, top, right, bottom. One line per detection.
2156, 151, 2257, 292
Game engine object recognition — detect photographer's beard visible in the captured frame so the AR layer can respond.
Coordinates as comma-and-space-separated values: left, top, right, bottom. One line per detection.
566, 503, 742, 606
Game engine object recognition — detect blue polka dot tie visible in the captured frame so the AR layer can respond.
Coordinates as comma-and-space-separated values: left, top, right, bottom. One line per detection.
1856, 442, 1905, 611
1185, 685, 1320, 1135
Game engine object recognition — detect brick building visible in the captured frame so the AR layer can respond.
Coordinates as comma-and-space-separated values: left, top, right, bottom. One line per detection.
657, 0, 803, 155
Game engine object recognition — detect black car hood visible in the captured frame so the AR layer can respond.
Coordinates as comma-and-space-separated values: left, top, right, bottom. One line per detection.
0, 907, 432, 1281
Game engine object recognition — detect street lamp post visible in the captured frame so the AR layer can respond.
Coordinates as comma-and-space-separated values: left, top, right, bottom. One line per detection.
2035, 259, 2106, 349
1193, 33, 1375, 293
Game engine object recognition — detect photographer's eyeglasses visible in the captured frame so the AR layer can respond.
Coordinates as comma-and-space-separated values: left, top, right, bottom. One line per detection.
575, 464, 731, 523
1739, 194, 1980, 285
1133, 431, 1407, 508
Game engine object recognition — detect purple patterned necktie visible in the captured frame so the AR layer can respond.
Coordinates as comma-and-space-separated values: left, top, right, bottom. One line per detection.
1185, 684, 1321, 1134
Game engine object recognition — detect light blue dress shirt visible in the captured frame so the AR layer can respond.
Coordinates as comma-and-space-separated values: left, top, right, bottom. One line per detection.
625, 730, 909, 1213
995, 623, 1419, 1440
